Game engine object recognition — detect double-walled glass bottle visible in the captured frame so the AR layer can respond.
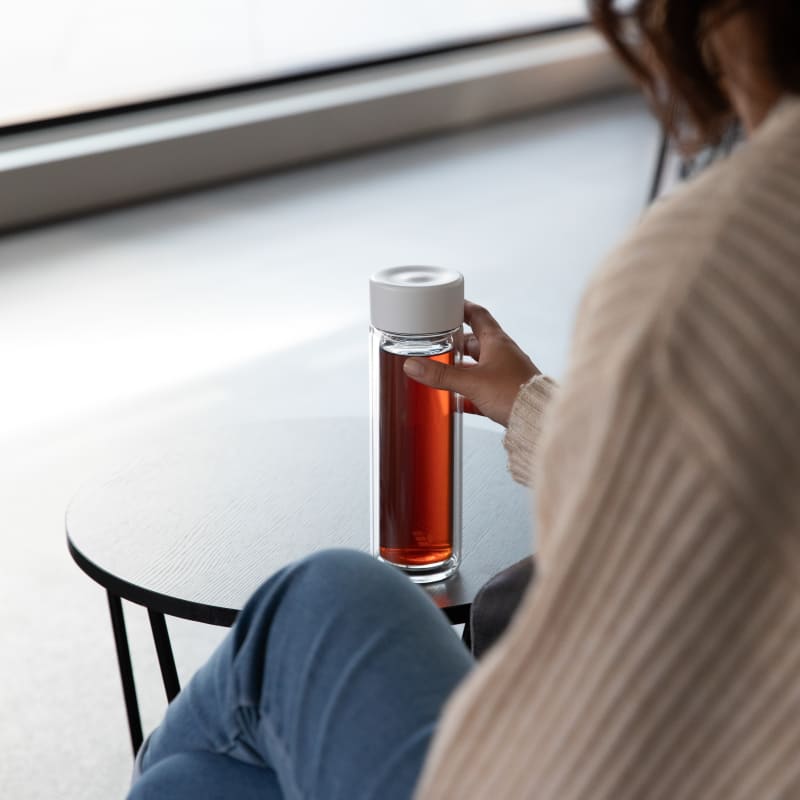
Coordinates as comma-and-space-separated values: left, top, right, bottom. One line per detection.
369, 266, 463, 583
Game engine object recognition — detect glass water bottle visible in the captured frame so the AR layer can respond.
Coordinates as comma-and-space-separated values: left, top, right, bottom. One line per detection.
369, 266, 463, 583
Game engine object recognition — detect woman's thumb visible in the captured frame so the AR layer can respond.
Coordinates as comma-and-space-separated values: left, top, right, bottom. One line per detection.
403, 357, 467, 395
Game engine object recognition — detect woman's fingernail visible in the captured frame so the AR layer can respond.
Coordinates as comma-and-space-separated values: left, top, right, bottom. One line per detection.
403, 359, 423, 378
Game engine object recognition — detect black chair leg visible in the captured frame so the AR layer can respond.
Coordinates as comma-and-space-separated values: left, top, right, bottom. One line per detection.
107, 591, 144, 756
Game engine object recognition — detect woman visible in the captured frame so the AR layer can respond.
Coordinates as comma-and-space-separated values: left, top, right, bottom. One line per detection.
130, 2, 800, 798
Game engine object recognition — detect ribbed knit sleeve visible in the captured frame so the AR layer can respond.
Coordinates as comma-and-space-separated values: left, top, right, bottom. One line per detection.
503, 374, 557, 487
415, 95, 800, 800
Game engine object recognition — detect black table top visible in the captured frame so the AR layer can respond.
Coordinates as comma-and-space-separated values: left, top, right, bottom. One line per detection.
67, 418, 533, 625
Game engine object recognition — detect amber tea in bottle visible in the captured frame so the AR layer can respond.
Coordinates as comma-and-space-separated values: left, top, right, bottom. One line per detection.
369, 266, 463, 583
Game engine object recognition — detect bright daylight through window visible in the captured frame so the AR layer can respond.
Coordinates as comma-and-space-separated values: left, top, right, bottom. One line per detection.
2, 0, 585, 128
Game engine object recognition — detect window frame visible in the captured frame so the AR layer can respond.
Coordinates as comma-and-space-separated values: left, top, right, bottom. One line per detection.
0, 25, 631, 233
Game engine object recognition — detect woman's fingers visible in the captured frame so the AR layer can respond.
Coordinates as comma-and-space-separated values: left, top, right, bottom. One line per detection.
405, 300, 540, 427
402, 359, 483, 415
464, 301, 502, 340
403, 357, 475, 397
465, 334, 481, 361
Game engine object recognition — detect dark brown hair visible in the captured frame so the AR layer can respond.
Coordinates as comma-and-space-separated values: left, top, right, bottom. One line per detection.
588, 0, 800, 150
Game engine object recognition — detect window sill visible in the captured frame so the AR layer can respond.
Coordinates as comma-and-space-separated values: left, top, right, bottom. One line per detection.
0, 27, 629, 233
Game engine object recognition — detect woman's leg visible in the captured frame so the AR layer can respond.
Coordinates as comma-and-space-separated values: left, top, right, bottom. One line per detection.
129, 751, 281, 800
132, 549, 473, 800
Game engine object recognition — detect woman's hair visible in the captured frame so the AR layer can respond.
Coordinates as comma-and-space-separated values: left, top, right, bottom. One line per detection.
588, 0, 800, 150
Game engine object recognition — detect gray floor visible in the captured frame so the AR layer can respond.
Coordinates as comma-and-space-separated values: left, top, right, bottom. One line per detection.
0, 92, 658, 799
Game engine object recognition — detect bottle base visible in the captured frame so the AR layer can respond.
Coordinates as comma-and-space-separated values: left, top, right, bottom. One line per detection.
377, 554, 459, 584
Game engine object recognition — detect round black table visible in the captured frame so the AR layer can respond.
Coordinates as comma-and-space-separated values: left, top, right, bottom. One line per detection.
67, 418, 532, 754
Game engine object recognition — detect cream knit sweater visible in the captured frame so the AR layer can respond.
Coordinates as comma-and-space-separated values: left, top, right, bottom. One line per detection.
415, 95, 800, 799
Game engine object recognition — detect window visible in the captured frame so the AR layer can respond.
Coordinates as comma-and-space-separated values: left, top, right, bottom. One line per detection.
3, 0, 586, 129
1, 2, 623, 233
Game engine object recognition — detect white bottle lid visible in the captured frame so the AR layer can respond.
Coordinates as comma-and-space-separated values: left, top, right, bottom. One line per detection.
370, 266, 464, 335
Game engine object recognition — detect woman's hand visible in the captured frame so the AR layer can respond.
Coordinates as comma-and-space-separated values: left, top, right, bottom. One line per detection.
403, 301, 540, 427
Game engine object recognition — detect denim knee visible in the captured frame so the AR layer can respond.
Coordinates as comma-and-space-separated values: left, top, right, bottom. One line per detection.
238, 547, 418, 643
283, 548, 409, 609
296, 548, 385, 588
250, 549, 388, 608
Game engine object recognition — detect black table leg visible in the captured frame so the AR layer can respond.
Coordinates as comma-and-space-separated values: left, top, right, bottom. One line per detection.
107, 591, 144, 756
461, 616, 472, 651
148, 609, 181, 702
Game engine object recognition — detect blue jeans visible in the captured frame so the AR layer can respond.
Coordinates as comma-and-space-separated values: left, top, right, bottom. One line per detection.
128, 549, 474, 800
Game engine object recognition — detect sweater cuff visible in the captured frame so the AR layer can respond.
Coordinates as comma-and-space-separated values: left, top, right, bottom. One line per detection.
503, 374, 557, 488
